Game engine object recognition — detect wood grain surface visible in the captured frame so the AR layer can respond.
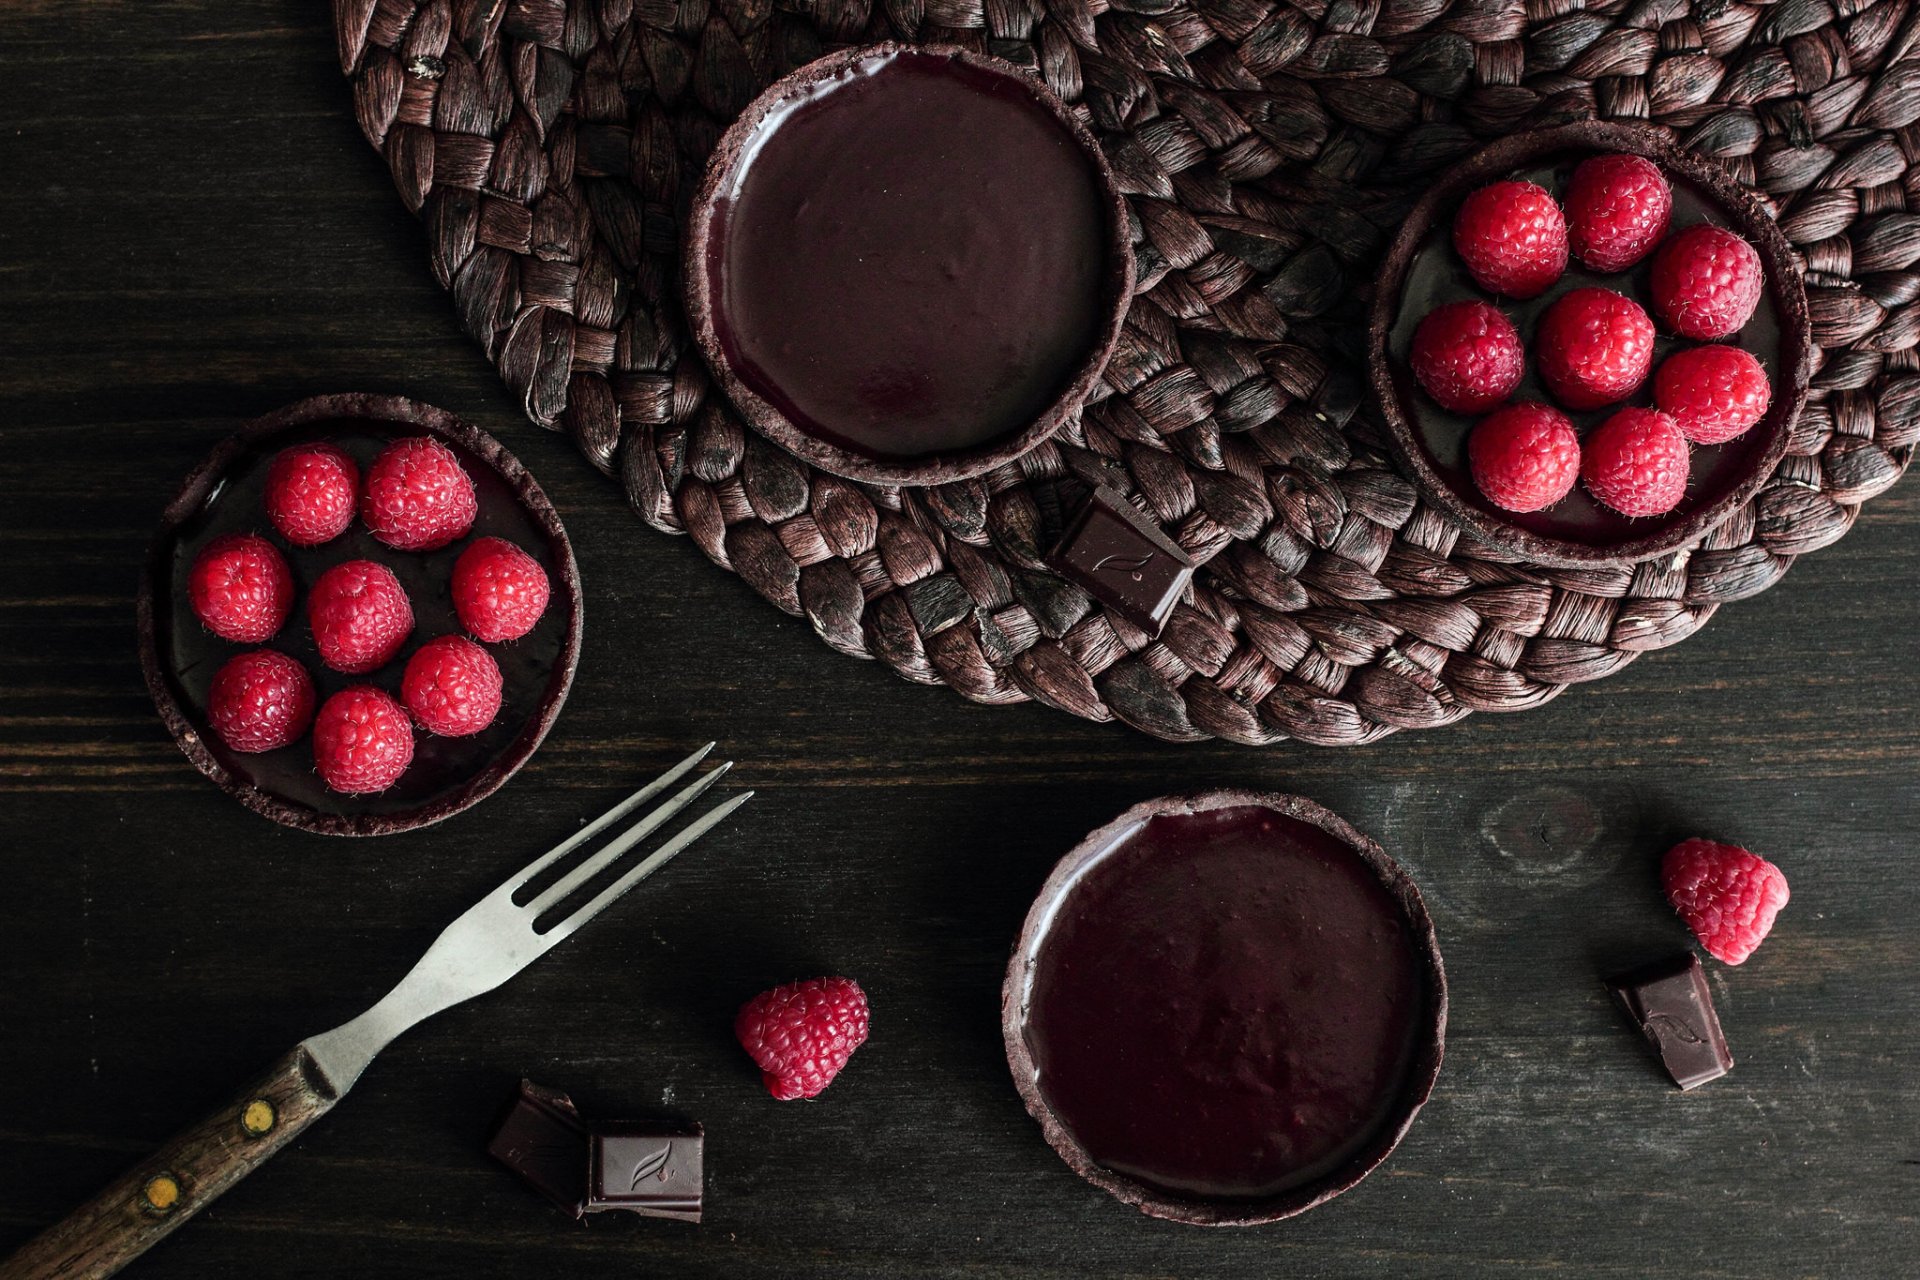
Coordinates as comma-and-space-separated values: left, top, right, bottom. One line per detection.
1, 5, 1916, 1277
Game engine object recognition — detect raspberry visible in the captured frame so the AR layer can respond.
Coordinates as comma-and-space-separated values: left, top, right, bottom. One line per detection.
188, 533, 294, 644
1452, 180, 1568, 299
313, 685, 415, 794
207, 649, 315, 753
1564, 153, 1672, 273
1536, 287, 1656, 410
1410, 301, 1525, 414
1581, 407, 1690, 518
264, 442, 358, 546
1653, 345, 1772, 445
1661, 837, 1789, 965
308, 559, 414, 674
452, 537, 552, 643
402, 635, 503, 737
1651, 224, 1763, 340
1468, 402, 1581, 513
735, 977, 870, 1101
360, 436, 477, 552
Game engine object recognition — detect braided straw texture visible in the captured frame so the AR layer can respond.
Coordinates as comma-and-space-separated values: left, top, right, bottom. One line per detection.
336, 0, 1916, 745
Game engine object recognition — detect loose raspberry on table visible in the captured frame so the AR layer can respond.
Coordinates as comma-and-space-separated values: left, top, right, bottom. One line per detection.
360, 436, 478, 552
207, 649, 315, 753
1662, 837, 1789, 965
313, 685, 415, 794
188, 533, 294, 644
1564, 153, 1672, 273
264, 442, 359, 546
1452, 180, 1568, 299
1651, 224, 1763, 340
1536, 287, 1656, 410
308, 559, 414, 674
1468, 402, 1581, 513
452, 537, 551, 643
402, 635, 504, 737
735, 976, 870, 1101
1653, 345, 1772, 445
1410, 300, 1525, 415
1581, 407, 1691, 518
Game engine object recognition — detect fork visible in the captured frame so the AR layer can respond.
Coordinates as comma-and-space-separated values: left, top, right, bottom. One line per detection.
0, 745, 749, 1280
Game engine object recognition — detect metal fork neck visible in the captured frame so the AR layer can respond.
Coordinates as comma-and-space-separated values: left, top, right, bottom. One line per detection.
299, 985, 423, 1096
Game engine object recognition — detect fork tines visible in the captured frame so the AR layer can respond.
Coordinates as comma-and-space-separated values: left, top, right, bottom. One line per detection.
511, 743, 751, 942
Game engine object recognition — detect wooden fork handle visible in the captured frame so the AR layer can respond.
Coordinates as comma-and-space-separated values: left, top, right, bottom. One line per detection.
1, 1046, 339, 1280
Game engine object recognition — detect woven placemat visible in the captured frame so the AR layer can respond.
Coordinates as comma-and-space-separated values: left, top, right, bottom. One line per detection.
335, 0, 1916, 745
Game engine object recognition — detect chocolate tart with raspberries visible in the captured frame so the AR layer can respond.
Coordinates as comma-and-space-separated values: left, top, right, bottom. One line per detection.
1002, 790, 1446, 1225
1369, 121, 1813, 568
137, 393, 582, 836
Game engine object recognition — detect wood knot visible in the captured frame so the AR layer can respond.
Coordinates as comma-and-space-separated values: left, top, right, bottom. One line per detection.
1477, 784, 1603, 880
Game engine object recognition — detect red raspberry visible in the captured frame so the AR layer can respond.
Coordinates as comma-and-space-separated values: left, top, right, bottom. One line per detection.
313, 685, 415, 794
1653, 345, 1772, 445
1452, 180, 1568, 299
1661, 837, 1789, 965
1410, 301, 1525, 414
1536, 287, 1656, 410
402, 635, 503, 737
1468, 402, 1581, 513
207, 649, 315, 753
1564, 153, 1672, 273
264, 442, 358, 546
308, 559, 414, 674
452, 537, 552, 643
1651, 224, 1763, 340
1581, 407, 1690, 517
360, 436, 477, 552
735, 976, 870, 1101
188, 533, 294, 644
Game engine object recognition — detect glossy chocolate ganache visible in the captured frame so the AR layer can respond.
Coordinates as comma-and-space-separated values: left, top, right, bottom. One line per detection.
703, 48, 1112, 461
1018, 804, 1428, 1203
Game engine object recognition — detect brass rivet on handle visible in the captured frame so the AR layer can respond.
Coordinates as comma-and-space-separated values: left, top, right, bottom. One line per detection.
240, 1098, 277, 1137
142, 1175, 181, 1215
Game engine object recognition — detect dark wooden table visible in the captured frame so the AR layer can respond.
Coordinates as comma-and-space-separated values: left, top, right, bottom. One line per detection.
3, 5, 1917, 1277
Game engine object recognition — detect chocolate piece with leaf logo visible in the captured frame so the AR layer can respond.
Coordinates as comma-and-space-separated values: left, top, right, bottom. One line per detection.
1047, 487, 1196, 638
586, 1126, 704, 1222
1607, 953, 1733, 1090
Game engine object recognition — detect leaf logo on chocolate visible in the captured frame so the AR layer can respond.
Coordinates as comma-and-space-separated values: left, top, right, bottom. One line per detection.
1092, 551, 1155, 582
1642, 1013, 1706, 1045
629, 1142, 673, 1189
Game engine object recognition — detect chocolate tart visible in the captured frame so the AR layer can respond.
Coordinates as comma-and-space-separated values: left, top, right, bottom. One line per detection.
684, 43, 1135, 487
1369, 121, 1812, 567
136, 393, 582, 836
1001, 790, 1447, 1225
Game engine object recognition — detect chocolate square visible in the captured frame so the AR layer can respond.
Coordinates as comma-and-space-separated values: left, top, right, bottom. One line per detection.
487, 1080, 591, 1218
1046, 487, 1195, 637
585, 1126, 704, 1223
1607, 953, 1733, 1091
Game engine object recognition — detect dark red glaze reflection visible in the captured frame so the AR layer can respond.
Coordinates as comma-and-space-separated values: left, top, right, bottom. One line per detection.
706, 49, 1108, 460
1022, 806, 1424, 1200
